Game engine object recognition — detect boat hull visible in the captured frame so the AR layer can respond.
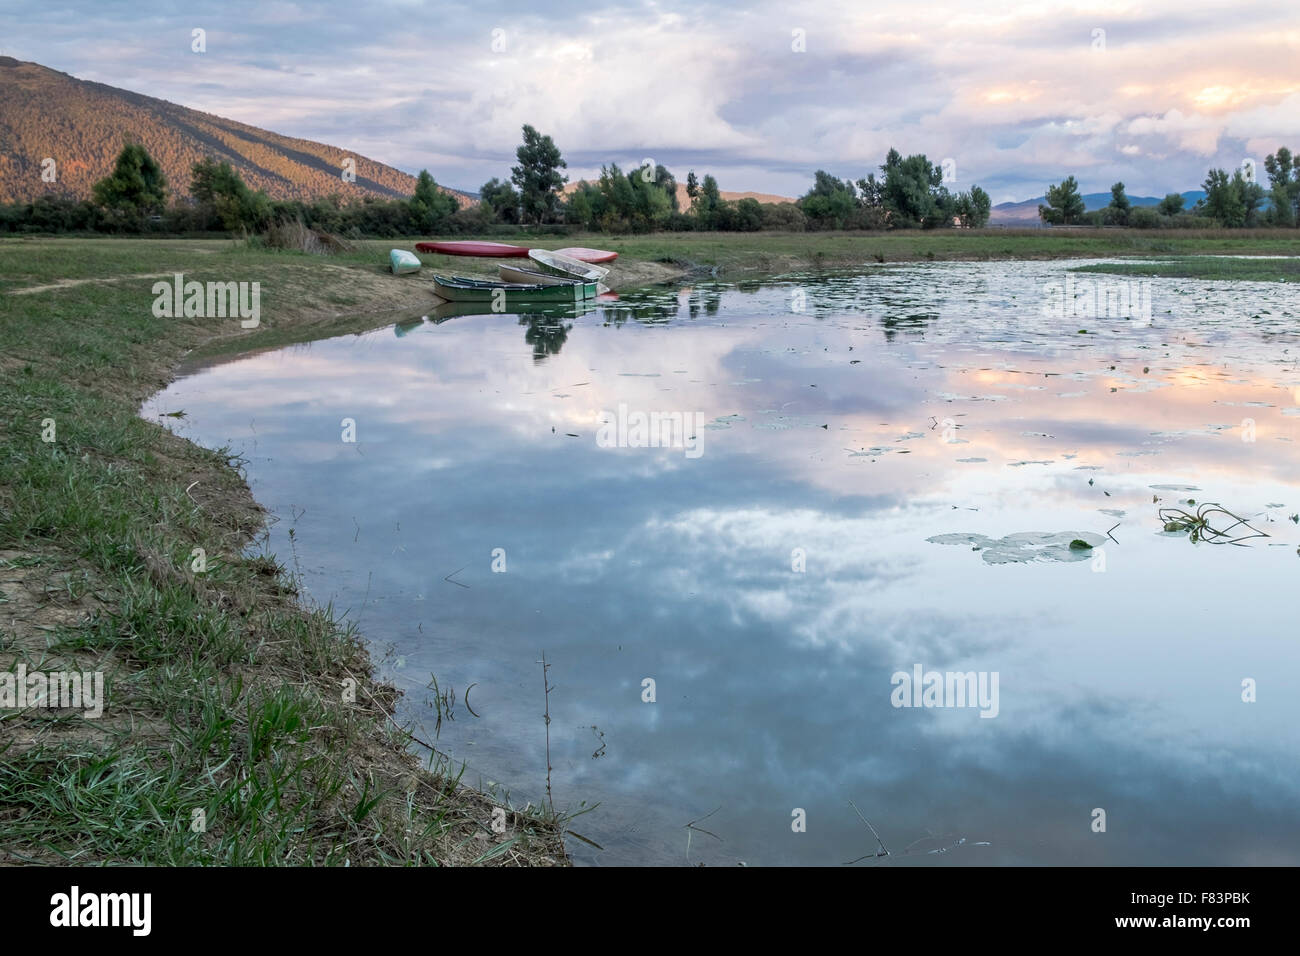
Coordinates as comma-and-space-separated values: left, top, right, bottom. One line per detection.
415, 240, 531, 258
553, 246, 619, 263
434, 274, 597, 303
389, 249, 421, 274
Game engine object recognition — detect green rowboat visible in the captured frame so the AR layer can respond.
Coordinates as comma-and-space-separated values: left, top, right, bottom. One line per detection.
433, 274, 597, 304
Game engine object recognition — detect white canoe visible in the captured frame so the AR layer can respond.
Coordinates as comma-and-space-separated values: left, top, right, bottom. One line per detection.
499, 264, 577, 286
528, 248, 609, 282
390, 249, 421, 274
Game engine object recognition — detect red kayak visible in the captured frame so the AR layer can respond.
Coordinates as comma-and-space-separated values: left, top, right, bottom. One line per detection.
414, 240, 530, 258
554, 246, 619, 263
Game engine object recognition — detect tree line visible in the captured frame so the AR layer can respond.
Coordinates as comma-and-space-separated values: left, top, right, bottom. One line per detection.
1039, 149, 1300, 228
0, 126, 997, 237
477, 133, 993, 231
0, 140, 473, 237
10, 127, 1293, 237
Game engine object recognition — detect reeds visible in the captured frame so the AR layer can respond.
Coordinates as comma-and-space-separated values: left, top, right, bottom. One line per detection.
260, 217, 353, 255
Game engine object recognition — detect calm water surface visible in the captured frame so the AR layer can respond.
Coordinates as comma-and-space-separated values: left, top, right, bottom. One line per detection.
142, 260, 1300, 866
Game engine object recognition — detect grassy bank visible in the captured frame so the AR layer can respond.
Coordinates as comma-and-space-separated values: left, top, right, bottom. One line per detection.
1070, 255, 1300, 283
0, 237, 567, 865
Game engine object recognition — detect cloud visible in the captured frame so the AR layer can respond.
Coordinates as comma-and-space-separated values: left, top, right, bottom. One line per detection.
2, 0, 1297, 198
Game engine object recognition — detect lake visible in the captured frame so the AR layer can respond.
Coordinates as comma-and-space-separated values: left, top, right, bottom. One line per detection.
141, 259, 1300, 866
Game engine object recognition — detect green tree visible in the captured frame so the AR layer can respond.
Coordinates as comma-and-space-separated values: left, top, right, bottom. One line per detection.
1039, 175, 1085, 225
1263, 148, 1298, 226
628, 165, 674, 230
190, 158, 271, 231
1105, 182, 1131, 225
1201, 168, 1263, 227
410, 170, 458, 232
588, 163, 676, 232
563, 181, 602, 229
799, 170, 859, 228
877, 149, 948, 227
1157, 193, 1185, 217
647, 163, 678, 213
1201, 169, 1242, 225
93, 143, 168, 215
478, 177, 520, 224
956, 185, 991, 228
733, 197, 764, 231
1240, 172, 1267, 227
594, 163, 635, 230
510, 125, 567, 224
692, 174, 725, 228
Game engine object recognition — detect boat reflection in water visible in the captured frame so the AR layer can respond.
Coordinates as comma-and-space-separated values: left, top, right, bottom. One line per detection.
422, 298, 600, 362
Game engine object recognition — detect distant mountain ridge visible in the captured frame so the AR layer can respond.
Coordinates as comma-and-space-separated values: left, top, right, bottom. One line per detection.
990, 190, 1208, 224
0, 57, 474, 207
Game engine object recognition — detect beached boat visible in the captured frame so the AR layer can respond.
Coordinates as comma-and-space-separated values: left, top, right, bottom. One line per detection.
554, 246, 619, 264
389, 249, 421, 274
414, 240, 531, 257
527, 248, 609, 281
500, 265, 607, 296
499, 265, 606, 297
499, 264, 583, 286
433, 274, 598, 304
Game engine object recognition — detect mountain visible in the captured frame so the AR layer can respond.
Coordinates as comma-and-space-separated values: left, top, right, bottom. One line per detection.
0, 57, 473, 207
990, 190, 1207, 224
672, 185, 796, 209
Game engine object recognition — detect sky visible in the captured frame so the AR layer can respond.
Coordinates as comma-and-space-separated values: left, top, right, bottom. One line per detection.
3, 0, 1299, 203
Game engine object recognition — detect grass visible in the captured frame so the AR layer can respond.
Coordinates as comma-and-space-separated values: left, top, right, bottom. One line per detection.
0, 237, 567, 865
1070, 254, 1300, 283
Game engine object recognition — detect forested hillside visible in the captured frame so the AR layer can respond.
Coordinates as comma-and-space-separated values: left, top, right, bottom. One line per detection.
0, 57, 472, 206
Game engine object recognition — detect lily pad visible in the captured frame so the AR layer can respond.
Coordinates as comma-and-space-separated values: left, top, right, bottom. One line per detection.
927, 530, 1107, 565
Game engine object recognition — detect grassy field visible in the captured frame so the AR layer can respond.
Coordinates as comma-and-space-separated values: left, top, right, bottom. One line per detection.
1070, 255, 1300, 282
0, 237, 568, 865
1, 229, 1296, 864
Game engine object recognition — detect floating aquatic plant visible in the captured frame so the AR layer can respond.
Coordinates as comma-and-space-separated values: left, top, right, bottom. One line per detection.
1157, 502, 1269, 545
927, 530, 1107, 565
